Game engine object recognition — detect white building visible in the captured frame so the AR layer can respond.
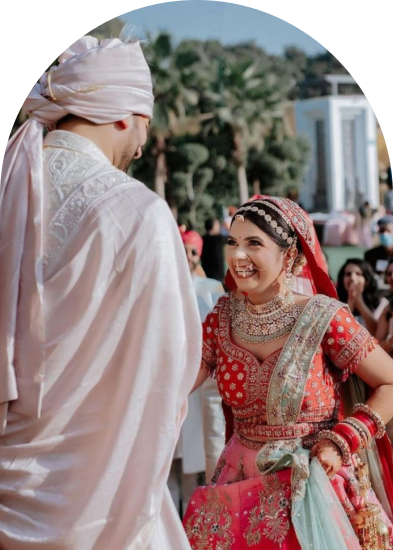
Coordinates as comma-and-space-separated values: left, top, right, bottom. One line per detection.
295, 76, 379, 213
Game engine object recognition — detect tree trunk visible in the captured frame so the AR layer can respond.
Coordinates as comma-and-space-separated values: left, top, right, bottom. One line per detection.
189, 205, 197, 229
154, 135, 167, 199
186, 172, 197, 228
253, 179, 261, 196
185, 172, 194, 202
233, 131, 249, 204
237, 164, 249, 205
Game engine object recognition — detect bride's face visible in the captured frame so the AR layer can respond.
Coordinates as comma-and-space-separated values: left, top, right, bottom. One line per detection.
226, 218, 286, 296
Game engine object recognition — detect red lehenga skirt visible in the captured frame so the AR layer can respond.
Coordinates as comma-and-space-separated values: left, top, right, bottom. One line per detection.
183, 436, 301, 550
183, 436, 393, 550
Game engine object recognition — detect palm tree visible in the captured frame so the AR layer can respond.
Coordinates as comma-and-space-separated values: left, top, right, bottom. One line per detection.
202, 48, 288, 204
176, 143, 210, 227
144, 32, 184, 199
144, 34, 209, 200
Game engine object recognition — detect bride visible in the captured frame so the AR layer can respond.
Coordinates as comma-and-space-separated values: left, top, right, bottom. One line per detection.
183, 196, 393, 550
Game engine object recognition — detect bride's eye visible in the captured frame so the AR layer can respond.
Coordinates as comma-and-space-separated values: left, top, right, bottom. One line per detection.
227, 238, 237, 246
249, 240, 261, 246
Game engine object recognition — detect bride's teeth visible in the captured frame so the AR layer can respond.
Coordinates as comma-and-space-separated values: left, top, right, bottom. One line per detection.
236, 267, 256, 277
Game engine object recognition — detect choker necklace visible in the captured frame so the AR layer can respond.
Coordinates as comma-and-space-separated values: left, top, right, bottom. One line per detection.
230, 292, 303, 345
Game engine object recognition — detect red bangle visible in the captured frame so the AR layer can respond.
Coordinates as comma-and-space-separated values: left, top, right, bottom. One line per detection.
353, 404, 385, 439
343, 417, 372, 448
352, 411, 377, 438
333, 423, 361, 453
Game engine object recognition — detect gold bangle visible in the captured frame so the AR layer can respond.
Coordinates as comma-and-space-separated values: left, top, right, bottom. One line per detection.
353, 403, 386, 439
317, 429, 351, 465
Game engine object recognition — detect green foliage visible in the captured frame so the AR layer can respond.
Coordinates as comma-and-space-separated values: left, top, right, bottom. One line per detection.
178, 143, 209, 172
248, 134, 310, 196
10, 22, 351, 227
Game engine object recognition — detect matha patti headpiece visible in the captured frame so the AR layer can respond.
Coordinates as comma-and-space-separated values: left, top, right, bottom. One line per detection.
234, 200, 296, 245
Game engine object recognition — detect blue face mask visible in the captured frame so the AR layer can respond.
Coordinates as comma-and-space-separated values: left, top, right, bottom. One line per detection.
380, 233, 393, 247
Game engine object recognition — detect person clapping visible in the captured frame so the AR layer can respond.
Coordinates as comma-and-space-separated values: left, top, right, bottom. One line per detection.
337, 259, 388, 335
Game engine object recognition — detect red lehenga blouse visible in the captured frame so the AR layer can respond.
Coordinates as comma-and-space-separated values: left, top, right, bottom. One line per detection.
201, 293, 374, 448
183, 293, 388, 550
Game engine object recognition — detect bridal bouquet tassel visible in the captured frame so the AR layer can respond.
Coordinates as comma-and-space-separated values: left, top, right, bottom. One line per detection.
354, 463, 391, 550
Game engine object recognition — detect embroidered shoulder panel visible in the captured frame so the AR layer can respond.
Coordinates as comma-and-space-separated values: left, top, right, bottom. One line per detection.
43, 143, 133, 277
321, 304, 377, 380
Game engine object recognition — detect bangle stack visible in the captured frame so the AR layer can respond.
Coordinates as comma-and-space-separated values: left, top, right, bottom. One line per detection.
342, 417, 372, 449
316, 404, 385, 465
333, 422, 362, 453
353, 404, 386, 439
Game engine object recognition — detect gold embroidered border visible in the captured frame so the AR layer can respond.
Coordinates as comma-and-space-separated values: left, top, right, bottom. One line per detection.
266, 295, 342, 426
218, 296, 260, 403
218, 296, 281, 408
333, 326, 375, 369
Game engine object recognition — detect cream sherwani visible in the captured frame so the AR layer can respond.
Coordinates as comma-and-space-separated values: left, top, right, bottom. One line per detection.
169, 276, 225, 514
0, 130, 200, 549
193, 277, 226, 483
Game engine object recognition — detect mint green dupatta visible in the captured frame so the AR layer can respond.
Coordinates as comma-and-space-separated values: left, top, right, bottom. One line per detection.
256, 295, 362, 550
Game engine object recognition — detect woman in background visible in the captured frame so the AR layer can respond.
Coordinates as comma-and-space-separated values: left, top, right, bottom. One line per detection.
336, 258, 388, 335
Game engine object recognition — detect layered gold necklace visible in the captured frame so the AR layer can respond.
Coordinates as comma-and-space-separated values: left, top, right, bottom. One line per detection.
230, 292, 302, 345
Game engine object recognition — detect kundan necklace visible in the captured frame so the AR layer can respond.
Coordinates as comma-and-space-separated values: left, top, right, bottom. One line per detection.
230, 292, 303, 344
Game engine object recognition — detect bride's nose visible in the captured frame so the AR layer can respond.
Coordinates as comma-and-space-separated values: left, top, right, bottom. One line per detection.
232, 249, 249, 262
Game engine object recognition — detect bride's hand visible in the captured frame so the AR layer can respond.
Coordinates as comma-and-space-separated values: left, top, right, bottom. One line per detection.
311, 438, 343, 477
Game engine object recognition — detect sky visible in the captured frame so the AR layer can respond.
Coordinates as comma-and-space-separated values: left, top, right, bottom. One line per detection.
120, 1, 326, 56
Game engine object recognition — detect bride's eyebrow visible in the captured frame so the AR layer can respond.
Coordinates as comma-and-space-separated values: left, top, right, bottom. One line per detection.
245, 236, 264, 242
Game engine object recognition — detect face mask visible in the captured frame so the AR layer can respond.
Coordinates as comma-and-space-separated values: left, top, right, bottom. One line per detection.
380, 233, 393, 247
